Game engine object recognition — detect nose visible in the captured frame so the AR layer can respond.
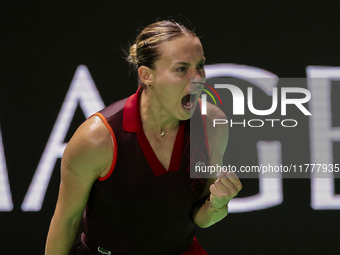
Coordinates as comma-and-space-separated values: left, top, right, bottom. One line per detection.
188, 66, 206, 85
188, 75, 205, 94
185, 66, 206, 93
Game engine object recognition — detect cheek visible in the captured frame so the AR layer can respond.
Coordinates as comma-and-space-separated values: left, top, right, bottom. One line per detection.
155, 72, 186, 105
157, 73, 177, 90
161, 85, 183, 110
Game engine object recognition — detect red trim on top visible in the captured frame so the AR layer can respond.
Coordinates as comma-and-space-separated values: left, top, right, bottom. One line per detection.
199, 99, 210, 157
168, 121, 185, 171
137, 134, 165, 176
137, 122, 185, 176
91, 113, 118, 181
123, 86, 185, 176
179, 236, 208, 255
123, 86, 143, 133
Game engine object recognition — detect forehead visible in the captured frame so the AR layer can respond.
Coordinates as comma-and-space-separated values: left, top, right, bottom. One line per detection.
157, 36, 204, 65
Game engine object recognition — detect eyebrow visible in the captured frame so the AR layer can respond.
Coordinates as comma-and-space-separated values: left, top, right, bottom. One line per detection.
174, 58, 206, 66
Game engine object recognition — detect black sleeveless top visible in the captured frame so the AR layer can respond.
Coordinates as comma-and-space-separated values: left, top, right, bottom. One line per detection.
80, 87, 210, 255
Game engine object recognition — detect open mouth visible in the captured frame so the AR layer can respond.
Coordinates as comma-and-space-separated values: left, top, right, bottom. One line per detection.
181, 92, 199, 110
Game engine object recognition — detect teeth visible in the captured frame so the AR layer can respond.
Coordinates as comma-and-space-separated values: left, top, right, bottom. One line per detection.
183, 102, 193, 109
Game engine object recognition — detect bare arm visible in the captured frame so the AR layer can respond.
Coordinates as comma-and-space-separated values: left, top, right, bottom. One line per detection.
45, 116, 113, 255
192, 102, 242, 228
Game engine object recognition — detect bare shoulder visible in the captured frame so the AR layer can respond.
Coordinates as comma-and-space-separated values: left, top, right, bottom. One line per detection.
63, 115, 113, 178
72, 115, 111, 147
52, 115, 113, 223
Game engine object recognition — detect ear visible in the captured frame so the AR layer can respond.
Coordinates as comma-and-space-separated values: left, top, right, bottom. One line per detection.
138, 66, 154, 87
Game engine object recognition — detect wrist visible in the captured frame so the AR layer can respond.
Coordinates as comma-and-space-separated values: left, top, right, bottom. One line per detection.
206, 197, 228, 213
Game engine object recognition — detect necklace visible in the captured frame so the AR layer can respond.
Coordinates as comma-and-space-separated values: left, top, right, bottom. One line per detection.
141, 115, 179, 143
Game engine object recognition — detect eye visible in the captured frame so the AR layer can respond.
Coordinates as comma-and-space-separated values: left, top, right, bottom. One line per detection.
197, 62, 206, 69
177, 66, 187, 72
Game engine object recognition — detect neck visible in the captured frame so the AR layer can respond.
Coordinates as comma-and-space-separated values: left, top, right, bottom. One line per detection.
140, 88, 179, 133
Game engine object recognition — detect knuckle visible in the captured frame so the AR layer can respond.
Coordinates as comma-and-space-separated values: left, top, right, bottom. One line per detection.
227, 172, 236, 178
228, 188, 238, 197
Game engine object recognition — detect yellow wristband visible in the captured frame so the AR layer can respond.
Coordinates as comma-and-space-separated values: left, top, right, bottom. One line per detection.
206, 198, 228, 213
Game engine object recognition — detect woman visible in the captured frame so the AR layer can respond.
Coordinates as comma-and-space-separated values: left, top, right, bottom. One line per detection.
45, 20, 242, 255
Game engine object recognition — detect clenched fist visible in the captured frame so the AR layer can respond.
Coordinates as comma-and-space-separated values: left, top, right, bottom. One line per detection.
209, 171, 242, 209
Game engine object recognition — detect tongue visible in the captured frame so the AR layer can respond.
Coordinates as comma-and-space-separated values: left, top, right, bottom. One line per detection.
182, 94, 191, 107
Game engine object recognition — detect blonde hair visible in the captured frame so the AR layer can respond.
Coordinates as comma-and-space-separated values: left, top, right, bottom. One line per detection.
126, 20, 197, 88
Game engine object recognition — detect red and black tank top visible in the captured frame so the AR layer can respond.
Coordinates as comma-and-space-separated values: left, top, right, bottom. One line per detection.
81, 87, 210, 255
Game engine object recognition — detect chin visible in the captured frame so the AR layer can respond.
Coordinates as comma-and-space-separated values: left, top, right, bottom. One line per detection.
178, 106, 197, 120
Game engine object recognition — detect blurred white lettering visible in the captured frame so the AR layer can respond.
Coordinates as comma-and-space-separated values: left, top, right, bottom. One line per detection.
228, 141, 283, 212
21, 65, 105, 211
0, 126, 14, 211
206, 64, 283, 212
307, 66, 340, 209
